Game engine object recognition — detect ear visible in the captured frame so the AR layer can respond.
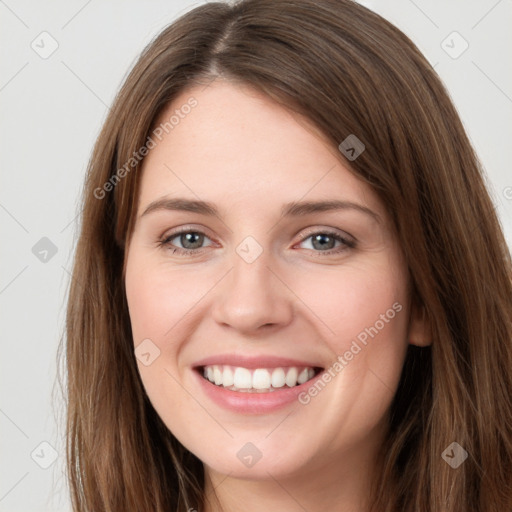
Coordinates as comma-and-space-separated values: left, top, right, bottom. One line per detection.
407, 303, 431, 347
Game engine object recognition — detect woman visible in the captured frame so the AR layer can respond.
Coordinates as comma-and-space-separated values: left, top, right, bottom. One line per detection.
61, 0, 512, 510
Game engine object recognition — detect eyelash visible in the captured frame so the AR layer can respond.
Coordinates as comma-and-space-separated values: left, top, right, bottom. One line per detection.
157, 227, 356, 257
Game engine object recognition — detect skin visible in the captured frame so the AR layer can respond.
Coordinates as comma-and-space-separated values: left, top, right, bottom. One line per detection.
124, 79, 428, 512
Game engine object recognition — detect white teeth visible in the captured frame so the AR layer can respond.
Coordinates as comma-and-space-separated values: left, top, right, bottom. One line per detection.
271, 368, 286, 388
297, 368, 309, 384
213, 365, 223, 385
233, 367, 252, 389
223, 366, 234, 387
252, 368, 271, 389
202, 364, 318, 391
285, 367, 298, 387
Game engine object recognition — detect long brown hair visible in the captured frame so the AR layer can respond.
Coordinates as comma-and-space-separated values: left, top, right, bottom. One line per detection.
58, 0, 512, 510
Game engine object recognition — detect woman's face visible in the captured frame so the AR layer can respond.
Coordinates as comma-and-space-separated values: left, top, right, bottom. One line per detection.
124, 80, 425, 481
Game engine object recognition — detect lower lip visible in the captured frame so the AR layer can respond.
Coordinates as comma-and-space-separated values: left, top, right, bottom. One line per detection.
193, 369, 323, 414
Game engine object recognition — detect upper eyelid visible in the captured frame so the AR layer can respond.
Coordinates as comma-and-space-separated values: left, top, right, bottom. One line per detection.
162, 225, 216, 241
298, 225, 354, 240
162, 225, 355, 246
162, 224, 353, 237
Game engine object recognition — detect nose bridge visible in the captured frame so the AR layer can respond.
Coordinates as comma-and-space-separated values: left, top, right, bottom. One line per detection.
211, 236, 293, 333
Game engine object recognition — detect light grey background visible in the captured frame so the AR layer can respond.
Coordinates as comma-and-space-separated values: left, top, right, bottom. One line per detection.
1, 0, 511, 510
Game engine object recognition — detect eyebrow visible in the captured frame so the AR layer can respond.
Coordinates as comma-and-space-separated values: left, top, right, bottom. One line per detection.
140, 197, 380, 223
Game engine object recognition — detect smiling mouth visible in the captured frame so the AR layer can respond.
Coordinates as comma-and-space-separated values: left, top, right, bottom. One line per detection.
198, 364, 323, 393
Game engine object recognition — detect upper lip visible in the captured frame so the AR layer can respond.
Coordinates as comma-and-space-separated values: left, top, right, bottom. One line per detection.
193, 354, 324, 370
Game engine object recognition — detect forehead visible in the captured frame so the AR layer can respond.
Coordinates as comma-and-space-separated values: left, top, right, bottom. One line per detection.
136, 80, 384, 219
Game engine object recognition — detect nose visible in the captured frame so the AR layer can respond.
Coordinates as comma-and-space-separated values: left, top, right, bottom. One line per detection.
211, 247, 294, 335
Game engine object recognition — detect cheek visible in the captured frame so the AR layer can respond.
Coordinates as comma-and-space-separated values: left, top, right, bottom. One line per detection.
285, 264, 410, 451
293, 262, 408, 342
125, 256, 206, 344
289, 260, 410, 398
124, 255, 201, 411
